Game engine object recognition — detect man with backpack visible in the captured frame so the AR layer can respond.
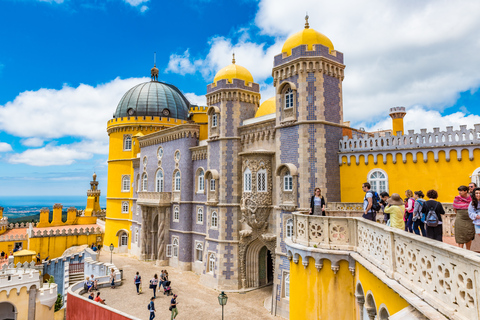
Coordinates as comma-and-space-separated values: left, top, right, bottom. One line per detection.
134, 271, 142, 294
421, 189, 445, 241
362, 182, 380, 222
148, 297, 156, 320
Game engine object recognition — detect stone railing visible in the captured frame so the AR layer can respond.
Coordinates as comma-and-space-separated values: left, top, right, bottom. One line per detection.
137, 192, 171, 207
325, 202, 456, 236
287, 214, 480, 320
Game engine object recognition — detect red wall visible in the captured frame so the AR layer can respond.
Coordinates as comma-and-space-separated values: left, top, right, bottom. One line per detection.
67, 293, 135, 320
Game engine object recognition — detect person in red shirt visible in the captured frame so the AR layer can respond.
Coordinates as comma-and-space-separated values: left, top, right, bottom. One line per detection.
94, 292, 106, 305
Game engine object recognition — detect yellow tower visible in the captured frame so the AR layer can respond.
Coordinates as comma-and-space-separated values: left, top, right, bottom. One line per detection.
85, 172, 102, 217
104, 66, 192, 251
389, 106, 407, 136
0, 206, 7, 235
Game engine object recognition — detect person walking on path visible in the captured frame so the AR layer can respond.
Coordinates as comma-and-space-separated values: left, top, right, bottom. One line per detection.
309, 187, 326, 216
404, 190, 415, 233
170, 294, 178, 320
468, 187, 480, 238
148, 297, 156, 320
412, 191, 426, 237
361, 182, 377, 221
134, 271, 142, 294
384, 194, 405, 230
150, 274, 159, 298
454, 185, 474, 249
422, 189, 445, 242
159, 270, 167, 293
110, 268, 116, 289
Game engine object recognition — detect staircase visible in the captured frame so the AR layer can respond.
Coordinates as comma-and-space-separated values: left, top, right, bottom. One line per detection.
69, 272, 85, 286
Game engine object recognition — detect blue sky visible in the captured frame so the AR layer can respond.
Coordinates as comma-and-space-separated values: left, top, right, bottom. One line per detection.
1, 0, 480, 198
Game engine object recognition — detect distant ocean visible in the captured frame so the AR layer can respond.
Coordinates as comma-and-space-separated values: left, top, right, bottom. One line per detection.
0, 196, 106, 219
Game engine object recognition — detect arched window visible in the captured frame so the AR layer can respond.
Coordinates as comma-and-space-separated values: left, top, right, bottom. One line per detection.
212, 114, 218, 127
211, 211, 218, 228
122, 175, 130, 192
121, 201, 129, 213
257, 169, 267, 192
208, 253, 215, 273
174, 171, 181, 191
286, 219, 293, 238
156, 170, 164, 192
124, 135, 132, 151
120, 232, 128, 246
283, 170, 293, 191
195, 242, 203, 262
198, 169, 205, 193
135, 228, 139, 243
142, 173, 148, 191
367, 169, 388, 193
244, 168, 252, 192
173, 206, 179, 221
284, 274, 290, 298
284, 88, 293, 109
472, 167, 480, 187
197, 207, 203, 224
172, 237, 179, 258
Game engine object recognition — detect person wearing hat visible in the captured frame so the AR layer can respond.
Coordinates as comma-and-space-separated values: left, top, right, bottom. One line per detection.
170, 294, 178, 320
384, 193, 405, 230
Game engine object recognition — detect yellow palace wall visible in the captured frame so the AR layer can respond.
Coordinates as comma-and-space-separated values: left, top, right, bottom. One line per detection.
28, 233, 100, 259
340, 149, 480, 203
0, 287, 55, 320
0, 240, 28, 255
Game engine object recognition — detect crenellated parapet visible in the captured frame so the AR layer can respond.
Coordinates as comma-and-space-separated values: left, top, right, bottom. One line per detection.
137, 123, 200, 148
0, 233, 28, 242
339, 124, 480, 165
30, 226, 103, 238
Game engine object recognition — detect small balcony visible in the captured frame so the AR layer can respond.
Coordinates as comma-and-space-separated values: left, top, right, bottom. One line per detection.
137, 192, 171, 207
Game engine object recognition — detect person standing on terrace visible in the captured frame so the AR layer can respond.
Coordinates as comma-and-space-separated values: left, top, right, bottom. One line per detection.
422, 189, 445, 241
404, 190, 415, 233
468, 187, 480, 237
412, 191, 426, 237
309, 187, 326, 216
454, 185, 474, 249
384, 194, 405, 230
361, 182, 377, 221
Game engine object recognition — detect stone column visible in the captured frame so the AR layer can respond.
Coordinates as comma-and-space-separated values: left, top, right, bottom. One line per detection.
355, 294, 365, 320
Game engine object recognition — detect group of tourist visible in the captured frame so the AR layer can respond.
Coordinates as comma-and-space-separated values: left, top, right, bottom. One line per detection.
359, 181, 480, 247
85, 268, 117, 305
134, 270, 178, 320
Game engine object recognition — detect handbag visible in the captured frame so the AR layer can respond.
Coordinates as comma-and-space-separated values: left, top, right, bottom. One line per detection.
139, 286, 143, 293
149, 284, 154, 289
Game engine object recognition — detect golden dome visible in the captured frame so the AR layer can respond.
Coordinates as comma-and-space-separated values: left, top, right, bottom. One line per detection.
255, 97, 276, 118
281, 15, 334, 56
213, 54, 254, 85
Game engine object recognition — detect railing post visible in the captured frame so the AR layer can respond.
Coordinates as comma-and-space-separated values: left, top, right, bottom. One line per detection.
387, 230, 396, 279
324, 217, 330, 247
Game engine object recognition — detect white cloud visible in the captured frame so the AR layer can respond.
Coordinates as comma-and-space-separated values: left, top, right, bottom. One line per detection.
0, 142, 12, 152
140, 5, 148, 12
363, 106, 480, 134
184, 93, 206, 106
38, 0, 64, 3
21, 138, 44, 147
8, 140, 108, 167
123, 0, 149, 11
165, 50, 199, 75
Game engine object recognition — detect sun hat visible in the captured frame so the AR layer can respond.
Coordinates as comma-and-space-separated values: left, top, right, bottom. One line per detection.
387, 193, 404, 206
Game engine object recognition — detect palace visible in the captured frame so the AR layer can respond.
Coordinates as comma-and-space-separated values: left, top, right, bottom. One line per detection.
103, 16, 480, 319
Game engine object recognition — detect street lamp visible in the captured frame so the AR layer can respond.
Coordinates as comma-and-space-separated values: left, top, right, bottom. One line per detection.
109, 243, 114, 264
218, 291, 228, 320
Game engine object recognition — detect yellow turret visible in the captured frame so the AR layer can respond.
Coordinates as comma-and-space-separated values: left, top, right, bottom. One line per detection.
85, 172, 102, 217
213, 54, 254, 85
389, 107, 407, 136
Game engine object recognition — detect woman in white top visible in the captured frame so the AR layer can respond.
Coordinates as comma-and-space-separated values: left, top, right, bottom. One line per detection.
468, 187, 480, 234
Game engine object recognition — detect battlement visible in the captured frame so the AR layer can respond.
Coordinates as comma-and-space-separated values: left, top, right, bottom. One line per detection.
189, 105, 208, 113
389, 106, 406, 114
0, 232, 28, 242
30, 226, 103, 238
273, 43, 344, 67
0, 265, 40, 296
207, 78, 260, 94
107, 115, 187, 129
38, 282, 58, 307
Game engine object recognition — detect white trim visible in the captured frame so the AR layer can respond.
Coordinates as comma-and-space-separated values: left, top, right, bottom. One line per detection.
286, 219, 293, 238
173, 206, 180, 222
155, 169, 164, 192
471, 167, 480, 186
195, 241, 204, 262
207, 251, 215, 274
197, 207, 204, 224
367, 168, 389, 194
142, 173, 148, 191
121, 175, 131, 192
244, 168, 252, 192
211, 211, 218, 228
172, 236, 179, 258
121, 201, 129, 214
257, 169, 267, 192
123, 135, 132, 151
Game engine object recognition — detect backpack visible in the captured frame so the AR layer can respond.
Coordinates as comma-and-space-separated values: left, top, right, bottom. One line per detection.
367, 191, 381, 212
147, 302, 152, 310
426, 203, 439, 227
135, 275, 141, 284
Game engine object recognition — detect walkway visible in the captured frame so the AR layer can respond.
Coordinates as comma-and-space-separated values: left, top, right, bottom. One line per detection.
90, 252, 276, 320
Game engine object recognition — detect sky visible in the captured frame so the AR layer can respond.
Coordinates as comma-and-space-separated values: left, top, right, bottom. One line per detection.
1, 0, 480, 198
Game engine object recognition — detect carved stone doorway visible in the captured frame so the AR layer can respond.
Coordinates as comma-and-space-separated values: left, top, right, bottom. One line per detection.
245, 238, 274, 288
259, 246, 273, 286
141, 206, 169, 264
0, 302, 16, 320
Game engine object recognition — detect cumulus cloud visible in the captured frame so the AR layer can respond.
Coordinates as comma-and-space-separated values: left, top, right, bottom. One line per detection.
0, 142, 13, 152
165, 50, 200, 75
21, 138, 44, 147
184, 93, 207, 106
123, 0, 149, 11
363, 106, 480, 134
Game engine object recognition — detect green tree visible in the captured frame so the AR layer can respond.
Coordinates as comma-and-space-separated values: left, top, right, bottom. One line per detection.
54, 294, 63, 312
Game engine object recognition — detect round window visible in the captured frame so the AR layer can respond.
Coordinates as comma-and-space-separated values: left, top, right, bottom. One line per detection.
143, 156, 147, 166
157, 147, 164, 159
175, 151, 180, 161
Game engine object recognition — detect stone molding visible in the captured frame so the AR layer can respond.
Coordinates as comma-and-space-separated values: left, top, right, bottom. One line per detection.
239, 119, 276, 147
287, 214, 480, 320
137, 124, 200, 148
137, 192, 171, 207
190, 145, 207, 160
339, 124, 480, 165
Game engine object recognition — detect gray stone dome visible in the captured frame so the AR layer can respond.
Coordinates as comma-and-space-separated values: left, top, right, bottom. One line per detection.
114, 81, 190, 119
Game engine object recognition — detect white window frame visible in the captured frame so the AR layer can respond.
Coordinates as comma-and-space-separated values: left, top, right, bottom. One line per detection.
156, 169, 164, 192
172, 237, 179, 258
124, 135, 132, 151
208, 252, 215, 273
367, 168, 389, 194
284, 88, 293, 109
198, 170, 205, 193
284, 273, 290, 299
122, 175, 130, 192
173, 206, 180, 222
136, 174, 140, 192
284, 171, 293, 191
142, 173, 148, 191
212, 114, 218, 127
211, 211, 218, 228
197, 207, 204, 224
286, 219, 293, 238
120, 233, 128, 246
135, 228, 139, 243
244, 168, 252, 192
195, 241, 203, 262
472, 167, 480, 187
210, 179, 216, 191
157, 147, 164, 160
166, 244, 172, 258
174, 171, 181, 191
257, 169, 267, 192
121, 201, 129, 214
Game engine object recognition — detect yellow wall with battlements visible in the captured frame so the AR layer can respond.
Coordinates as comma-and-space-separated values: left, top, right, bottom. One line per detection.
340, 149, 480, 203
0, 286, 55, 320
28, 232, 101, 259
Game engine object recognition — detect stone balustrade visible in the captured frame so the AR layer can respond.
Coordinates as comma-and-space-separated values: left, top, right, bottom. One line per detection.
137, 191, 172, 207
287, 214, 480, 320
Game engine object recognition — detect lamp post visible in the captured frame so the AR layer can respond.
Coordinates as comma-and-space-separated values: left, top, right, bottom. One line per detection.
109, 243, 114, 264
218, 291, 228, 320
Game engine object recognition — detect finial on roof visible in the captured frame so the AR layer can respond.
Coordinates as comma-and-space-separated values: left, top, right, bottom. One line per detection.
232, 53, 236, 64
151, 52, 159, 81
93, 172, 97, 181
305, 13, 310, 29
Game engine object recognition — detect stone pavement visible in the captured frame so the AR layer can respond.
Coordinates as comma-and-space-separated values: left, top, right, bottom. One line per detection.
88, 252, 276, 320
